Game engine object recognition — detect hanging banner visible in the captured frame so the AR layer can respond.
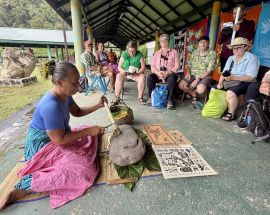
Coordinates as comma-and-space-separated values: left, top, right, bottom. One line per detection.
173, 30, 187, 73
184, 18, 208, 74
252, 2, 270, 67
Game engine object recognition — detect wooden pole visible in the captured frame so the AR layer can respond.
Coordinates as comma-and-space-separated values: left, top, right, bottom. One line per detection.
62, 19, 69, 62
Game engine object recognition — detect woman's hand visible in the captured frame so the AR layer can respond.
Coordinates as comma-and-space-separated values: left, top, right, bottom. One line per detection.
224, 75, 237, 82
190, 79, 200, 90
260, 82, 270, 96
233, 24, 240, 32
97, 95, 107, 108
87, 126, 104, 136
217, 82, 223, 89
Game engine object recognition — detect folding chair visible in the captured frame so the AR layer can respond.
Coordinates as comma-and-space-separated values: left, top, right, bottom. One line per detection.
84, 70, 110, 96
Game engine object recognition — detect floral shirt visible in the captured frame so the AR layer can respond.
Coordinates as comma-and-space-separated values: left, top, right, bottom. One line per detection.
80, 51, 98, 70
187, 49, 216, 77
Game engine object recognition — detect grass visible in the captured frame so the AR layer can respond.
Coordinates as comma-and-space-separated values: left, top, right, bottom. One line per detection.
0, 64, 52, 121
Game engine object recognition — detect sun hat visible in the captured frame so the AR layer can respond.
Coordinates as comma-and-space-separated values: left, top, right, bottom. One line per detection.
227, 37, 252, 49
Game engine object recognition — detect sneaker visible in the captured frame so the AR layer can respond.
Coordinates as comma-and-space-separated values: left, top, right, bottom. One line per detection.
167, 101, 174, 110
237, 120, 248, 130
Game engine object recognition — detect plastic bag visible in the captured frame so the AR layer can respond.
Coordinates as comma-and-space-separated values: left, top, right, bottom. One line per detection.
151, 84, 168, 109
202, 89, 227, 118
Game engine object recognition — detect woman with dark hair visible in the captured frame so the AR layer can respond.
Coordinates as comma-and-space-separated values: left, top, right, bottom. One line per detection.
111, 40, 146, 106
0, 61, 105, 210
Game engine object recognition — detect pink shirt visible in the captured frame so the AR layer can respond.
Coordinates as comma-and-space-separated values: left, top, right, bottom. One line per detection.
151, 48, 180, 73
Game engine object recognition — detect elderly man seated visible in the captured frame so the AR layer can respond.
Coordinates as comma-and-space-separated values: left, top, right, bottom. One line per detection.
216, 37, 260, 121
178, 36, 216, 104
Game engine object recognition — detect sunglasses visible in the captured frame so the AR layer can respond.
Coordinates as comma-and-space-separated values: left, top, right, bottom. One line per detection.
232, 45, 245, 50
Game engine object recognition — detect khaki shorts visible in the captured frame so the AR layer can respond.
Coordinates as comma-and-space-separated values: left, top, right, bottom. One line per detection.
184, 76, 211, 88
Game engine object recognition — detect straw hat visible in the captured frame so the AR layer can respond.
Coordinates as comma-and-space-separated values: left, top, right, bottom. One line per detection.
227, 37, 252, 49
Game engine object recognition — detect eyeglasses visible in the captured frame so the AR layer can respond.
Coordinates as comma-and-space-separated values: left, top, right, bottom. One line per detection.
232, 45, 245, 50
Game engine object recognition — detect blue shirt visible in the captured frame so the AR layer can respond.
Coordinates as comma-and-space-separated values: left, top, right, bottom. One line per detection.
31, 91, 75, 131
223, 51, 260, 78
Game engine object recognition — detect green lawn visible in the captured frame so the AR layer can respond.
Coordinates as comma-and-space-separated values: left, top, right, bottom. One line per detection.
0, 65, 52, 121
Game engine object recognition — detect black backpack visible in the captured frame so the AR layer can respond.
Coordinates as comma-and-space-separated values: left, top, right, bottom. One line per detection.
239, 99, 270, 143
78, 76, 89, 93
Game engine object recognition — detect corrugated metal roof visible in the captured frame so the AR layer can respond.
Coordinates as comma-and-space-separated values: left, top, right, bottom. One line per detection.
0, 27, 74, 48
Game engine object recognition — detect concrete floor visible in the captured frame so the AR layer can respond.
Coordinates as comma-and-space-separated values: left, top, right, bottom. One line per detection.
0, 82, 270, 215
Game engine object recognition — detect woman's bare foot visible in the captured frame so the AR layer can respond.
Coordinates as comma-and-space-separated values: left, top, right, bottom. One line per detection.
0, 188, 32, 211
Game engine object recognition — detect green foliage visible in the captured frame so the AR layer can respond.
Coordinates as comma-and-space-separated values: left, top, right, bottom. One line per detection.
0, 0, 69, 30
114, 129, 161, 191
138, 44, 148, 64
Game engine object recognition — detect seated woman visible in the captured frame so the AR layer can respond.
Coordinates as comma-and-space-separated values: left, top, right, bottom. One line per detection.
0, 61, 105, 210
80, 40, 115, 91
147, 34, 180, 109
178, 36, 216, 104
111, 40, 146, 105
108, 48, 118, 75
216, 37, 259, 121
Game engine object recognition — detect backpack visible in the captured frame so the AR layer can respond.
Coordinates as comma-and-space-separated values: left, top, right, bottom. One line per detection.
78, 76, 89, 93
239, 99, 270, 143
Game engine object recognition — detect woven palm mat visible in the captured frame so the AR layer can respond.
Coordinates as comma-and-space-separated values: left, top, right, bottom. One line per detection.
0, 133, 161, 204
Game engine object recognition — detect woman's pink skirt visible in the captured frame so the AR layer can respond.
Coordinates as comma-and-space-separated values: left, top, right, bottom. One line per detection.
17, 126, 99, 209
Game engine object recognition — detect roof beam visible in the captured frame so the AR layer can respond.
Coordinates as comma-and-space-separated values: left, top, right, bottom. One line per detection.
91, 13, 118, 29
162, 0, 187, 24
122, 15, 148, 36
45, 0, 72, 25
118, 25, 137, 39
88, 5, 120, 22
94, 21, 116, 34
140, 0, 178, 29
185, 0, 206, 18
126, 0, 159, 28
120, 19, 145, 37
160, 1, 213, 31
56, 0, 69, 9
125, 9, 154, 32
83, 0, 112, 14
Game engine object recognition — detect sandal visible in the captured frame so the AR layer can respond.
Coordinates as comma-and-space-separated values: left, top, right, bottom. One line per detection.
222, 112, 236, 121
191, 97, 198, 105
138, 98, 146, 105
146, 98, 152, 106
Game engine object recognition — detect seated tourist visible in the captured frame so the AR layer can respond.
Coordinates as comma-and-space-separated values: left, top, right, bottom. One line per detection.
178, 36, 216, 104
147, 34, 180, 109
0, 61, 105, 210
80, 40, 115, 91
108, 48, 118, 75
111, 40, 146, 106
216, 37, 260, 121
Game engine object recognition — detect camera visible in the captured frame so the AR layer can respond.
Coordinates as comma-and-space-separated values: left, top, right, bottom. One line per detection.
222, 70, 231, 77
160, 66, 167, 71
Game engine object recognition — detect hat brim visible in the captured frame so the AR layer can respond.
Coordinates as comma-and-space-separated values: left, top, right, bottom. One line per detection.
227, 44, 253, 49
